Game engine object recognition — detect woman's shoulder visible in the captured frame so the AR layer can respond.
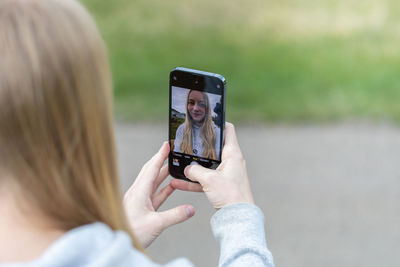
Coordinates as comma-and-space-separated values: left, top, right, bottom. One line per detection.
17, 222, 194, 267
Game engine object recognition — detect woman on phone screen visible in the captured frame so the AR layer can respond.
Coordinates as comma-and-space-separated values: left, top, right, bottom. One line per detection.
173, 90, 221, 160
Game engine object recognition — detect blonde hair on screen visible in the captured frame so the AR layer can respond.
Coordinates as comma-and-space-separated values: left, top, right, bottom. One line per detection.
180, 90, 217, 160
0, 0, 142, 250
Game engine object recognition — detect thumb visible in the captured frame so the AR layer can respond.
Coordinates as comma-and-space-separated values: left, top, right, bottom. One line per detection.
184, 164, 215, 184
158, 205, 195, 229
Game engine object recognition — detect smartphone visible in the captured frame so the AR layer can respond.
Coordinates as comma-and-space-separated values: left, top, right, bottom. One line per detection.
169, 67, 226, 181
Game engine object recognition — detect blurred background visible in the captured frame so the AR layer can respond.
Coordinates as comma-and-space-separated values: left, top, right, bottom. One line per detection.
83, 0, 400, 123
82, 0, 400, 266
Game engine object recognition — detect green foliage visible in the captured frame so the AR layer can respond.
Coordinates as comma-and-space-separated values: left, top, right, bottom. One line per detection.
170, 117, 184, 140
81, 0, 400, 123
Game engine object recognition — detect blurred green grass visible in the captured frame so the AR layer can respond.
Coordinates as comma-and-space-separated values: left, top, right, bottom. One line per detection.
81, 0, 400, 123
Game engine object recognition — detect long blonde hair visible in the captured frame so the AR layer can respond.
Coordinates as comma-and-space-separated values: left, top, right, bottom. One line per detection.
0, 0, 142, 250
180, 90, 217, 160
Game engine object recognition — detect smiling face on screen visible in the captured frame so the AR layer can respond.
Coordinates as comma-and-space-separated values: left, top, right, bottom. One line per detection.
187, 90, 206, 126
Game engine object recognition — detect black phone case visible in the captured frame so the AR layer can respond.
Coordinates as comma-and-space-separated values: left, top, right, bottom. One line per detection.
168, 67, 226, 181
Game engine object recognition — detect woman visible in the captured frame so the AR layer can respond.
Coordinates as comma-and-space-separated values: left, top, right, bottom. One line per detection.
174, 90, 221, 160
0, 0, 274, 266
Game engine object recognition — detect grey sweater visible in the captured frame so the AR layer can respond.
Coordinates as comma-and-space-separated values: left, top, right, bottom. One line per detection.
1, 203, 274, 267
212, 203, 274, 267
174, 122, 221, 159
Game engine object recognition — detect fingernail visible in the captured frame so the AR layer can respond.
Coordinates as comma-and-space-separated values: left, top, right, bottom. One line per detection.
185, 206, 194, 217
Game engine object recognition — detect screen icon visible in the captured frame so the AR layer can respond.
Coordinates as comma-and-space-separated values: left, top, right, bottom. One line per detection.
172, 158, 180, 166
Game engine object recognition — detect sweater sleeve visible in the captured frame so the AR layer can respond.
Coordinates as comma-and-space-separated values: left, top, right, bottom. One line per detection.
210, 203, 275, 267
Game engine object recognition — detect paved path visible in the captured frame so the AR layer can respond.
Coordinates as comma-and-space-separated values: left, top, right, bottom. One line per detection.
116, 122, 400, 267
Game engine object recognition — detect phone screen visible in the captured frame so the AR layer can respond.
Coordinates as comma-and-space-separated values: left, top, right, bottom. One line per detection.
169, 68, 225, 180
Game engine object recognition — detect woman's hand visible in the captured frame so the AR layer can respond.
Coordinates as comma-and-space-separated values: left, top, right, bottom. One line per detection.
171, 122, 254, 209
123, 142, 195, 248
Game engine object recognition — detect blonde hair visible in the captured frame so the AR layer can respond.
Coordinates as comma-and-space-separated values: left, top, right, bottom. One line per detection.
0, 0, 142, 250
180, 90, 217, 160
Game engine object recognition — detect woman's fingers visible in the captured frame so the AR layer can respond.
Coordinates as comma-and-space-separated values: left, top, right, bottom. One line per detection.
147, 142, 170, 172
158, 205, 195, 230
170, 178, 203, 192
222, 122, 243, 160
184, 164, 215, 185
152, 164, 169, 194
223, 122, 239, 147
152, 184, 175, 210
135, 142, 169, 192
